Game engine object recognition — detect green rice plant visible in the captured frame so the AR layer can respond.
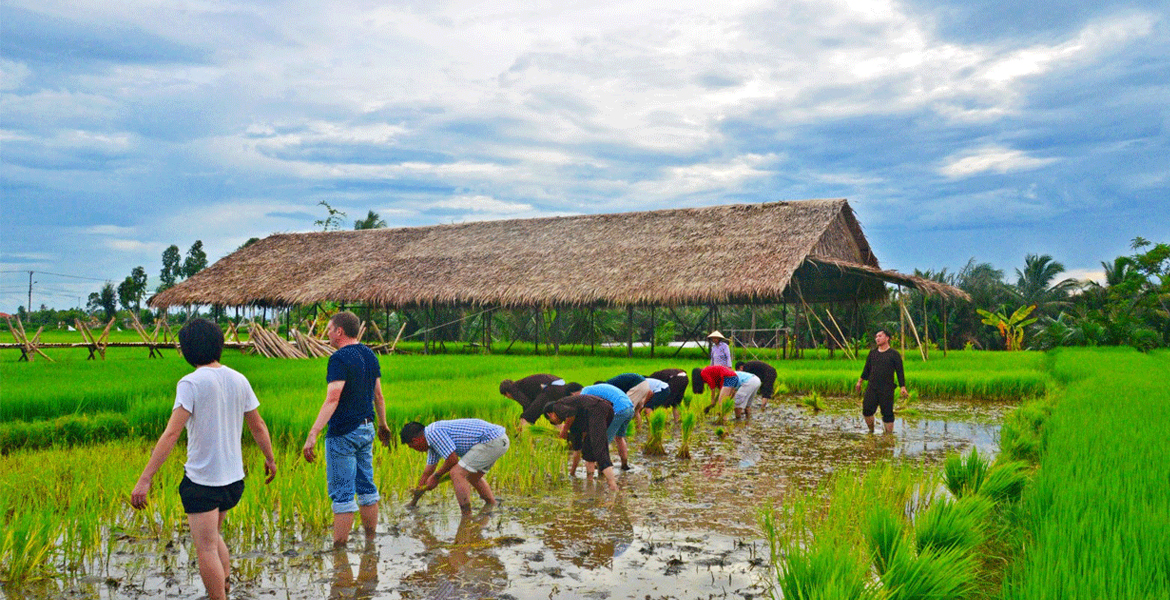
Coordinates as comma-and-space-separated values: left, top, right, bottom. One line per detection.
801, 390, 824, 412
996, 396, 1054, 464
776, 539, 878, 600
895, 389, 920, 417
914, 495, 993, 555
880, 543, 978, 600
676, 410, 697, 459
1004, 348, 1170, 600
942, 447, 989, 498
865, 505, 906, 576
775, 382, 791, 395
979, 461, 1031, 504
641, 409, 668, 456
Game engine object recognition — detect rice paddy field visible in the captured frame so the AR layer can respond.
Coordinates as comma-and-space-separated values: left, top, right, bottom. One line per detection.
0, 342, 1164, 599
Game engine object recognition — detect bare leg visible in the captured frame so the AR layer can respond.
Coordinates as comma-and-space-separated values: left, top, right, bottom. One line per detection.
864, 415, 875, 433
359, 503, 378, 537
883, 421, 894, 434
188, 510, 227, 600
568, 450, 582, 477
333, 512, 355, 546
734, 408, 745, 420
216, 512, 230, 594
467, 472, 496, 507
615, 437, 630, 469
600, 466, 618, 491
585, 460, 596, 480
450, 464, 475, 514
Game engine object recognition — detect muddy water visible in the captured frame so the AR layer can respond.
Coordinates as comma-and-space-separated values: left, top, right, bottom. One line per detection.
27, 397, 1011, 600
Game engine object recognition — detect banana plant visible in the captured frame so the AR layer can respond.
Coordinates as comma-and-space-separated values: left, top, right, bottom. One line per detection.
977, 304, 1038, 350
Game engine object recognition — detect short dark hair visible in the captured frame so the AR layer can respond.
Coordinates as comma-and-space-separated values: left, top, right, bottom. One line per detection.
499, 379, 515, 396
565, 382, 584, 394
735, 361, 744, 371
400, 421, 425, 444
691, 367, 705, 394
876, 329, 891, 338
546, 401, 577, 420
178, 318, 223, 367
330, 311, 361, 338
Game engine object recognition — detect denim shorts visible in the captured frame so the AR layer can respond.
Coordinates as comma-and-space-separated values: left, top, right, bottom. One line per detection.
607, 407, 634, 442
325, 422, 380, 514
722, 375, 741, 388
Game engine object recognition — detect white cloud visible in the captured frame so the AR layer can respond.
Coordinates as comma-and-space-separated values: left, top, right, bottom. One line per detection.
1061, 268, 1106, 285
431, 196, 534, 214
84, 225, 137, 236
106, 239, 161, 252
938, 146, 1057, 179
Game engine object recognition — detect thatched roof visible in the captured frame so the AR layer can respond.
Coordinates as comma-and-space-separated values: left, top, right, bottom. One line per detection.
150, 199, 967, 309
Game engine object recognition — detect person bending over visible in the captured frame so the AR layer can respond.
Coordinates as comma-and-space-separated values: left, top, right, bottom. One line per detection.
401, 419, 510, 514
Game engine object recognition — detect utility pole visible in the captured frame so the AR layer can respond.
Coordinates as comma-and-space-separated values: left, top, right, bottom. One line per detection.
28, 271, 33, 314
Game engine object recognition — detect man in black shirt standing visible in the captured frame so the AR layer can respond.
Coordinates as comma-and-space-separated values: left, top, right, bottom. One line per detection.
854, 329, 908, 434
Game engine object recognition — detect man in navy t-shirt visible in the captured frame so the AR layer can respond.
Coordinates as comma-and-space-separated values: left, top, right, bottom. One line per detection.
302, 311, 391, 545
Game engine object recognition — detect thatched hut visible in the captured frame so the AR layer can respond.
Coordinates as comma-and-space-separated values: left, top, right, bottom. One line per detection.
150, 199, 965, 354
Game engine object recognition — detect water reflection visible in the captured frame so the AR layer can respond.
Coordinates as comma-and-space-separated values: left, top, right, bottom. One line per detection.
400, 511, 507, 598
542, 484, 634, 571
328, 539, 378, 600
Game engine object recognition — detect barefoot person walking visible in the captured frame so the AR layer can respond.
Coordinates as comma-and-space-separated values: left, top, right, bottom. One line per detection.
302, 311, 392, 545
855, 329, 908, 434
131, 319, 277, 600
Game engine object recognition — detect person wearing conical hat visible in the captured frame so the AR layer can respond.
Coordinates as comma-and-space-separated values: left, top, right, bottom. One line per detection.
707, 331, 732, 367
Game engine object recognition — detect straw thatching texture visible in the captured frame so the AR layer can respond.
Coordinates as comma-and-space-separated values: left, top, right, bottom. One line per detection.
150, 199, 963, 309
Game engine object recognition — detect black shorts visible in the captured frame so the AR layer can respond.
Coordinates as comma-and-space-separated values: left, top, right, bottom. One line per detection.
862, 390, 895, 423
179, 475, 244, 514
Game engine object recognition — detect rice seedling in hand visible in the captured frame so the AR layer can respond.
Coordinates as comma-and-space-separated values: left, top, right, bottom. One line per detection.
895, 389, 920, 417
676, 409, 697, 459
943, 447, 990, 498
641, 409, 668, 455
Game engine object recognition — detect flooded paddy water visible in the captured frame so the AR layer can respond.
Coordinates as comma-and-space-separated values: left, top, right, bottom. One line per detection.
31, 396, 1012, 600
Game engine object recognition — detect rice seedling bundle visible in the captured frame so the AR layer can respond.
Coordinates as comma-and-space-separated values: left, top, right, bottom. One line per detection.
676, 410, 697, 459
641, 409, 668, 455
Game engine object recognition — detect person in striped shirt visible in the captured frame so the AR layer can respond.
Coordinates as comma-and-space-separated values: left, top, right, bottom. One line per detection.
400, 419, 510, 515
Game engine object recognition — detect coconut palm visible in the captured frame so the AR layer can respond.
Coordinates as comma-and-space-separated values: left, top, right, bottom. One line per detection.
353, 210, 387, 230
1014, 254, 1078, 317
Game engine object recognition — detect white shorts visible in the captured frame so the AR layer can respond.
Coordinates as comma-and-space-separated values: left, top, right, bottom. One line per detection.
458, 435, 510, 473
734, 376, 761, 409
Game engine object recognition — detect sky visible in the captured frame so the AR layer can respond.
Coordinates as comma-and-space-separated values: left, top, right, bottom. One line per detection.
2, 0, 1168, 312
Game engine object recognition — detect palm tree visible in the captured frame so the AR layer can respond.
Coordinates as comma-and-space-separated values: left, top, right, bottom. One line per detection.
1014, 254, 1078, 317
354, 210, 387, 230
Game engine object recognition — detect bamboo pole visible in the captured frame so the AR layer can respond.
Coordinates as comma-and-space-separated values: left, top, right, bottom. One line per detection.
900, 301, 927, 361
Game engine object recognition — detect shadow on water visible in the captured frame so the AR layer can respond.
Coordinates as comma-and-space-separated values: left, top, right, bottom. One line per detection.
41, 395, 1012, 600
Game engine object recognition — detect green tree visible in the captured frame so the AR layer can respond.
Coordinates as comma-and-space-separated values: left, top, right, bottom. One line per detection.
183, 240, 208, 279
159, 245, 182, 291
117, 276, 137, 311
87, 283, 118, 322
1014, 254, 1078, 317
354, 210, 387, 230
315, 201, 347, 232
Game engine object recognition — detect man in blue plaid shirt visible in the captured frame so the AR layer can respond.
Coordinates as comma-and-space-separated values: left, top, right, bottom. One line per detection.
400, 419, 510, 514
